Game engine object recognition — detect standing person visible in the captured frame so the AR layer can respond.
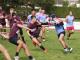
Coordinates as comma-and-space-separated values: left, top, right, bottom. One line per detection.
0, 8, 35, 60
50, 14, 73, 53
66, 11, 74, 40
37, 9, 48, 41
27, 16, 47, 53
0, 44, 11, 60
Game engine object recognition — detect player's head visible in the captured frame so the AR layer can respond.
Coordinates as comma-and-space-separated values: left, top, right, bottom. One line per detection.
0, 6, 2, 12
0, 6, 2, 10
10, 8, 14, 14
12, 13, 16, 17
31, 16, 36, 23
39, 8, 42, 13
31, 9, 36, 16
50, 13, 56, 19
41, 9, 45, 14
69, 11, 72, 16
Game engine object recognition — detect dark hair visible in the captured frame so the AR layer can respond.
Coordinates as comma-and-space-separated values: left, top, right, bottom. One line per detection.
31, 16, 36, 19
31, 9, 36, 11
50, 13, 56, 18
12, 13, 16, 16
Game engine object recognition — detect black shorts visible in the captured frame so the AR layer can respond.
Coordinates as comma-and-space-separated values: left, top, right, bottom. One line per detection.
58, 31, 65, 38
30, 32, 40, 39
9, 34, 19, 45
41, 22, 48, 25
29, 28, 41, 39
0, 19, 6, 26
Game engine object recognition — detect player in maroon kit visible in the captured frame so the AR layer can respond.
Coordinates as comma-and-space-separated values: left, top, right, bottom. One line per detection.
27, 16, 47, 53
0, 8, 35, 60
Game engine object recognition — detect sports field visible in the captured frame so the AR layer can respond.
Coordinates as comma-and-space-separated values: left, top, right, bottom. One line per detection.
0, 30, 80, 60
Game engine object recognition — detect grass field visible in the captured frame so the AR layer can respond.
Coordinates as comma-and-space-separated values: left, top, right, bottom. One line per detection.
0, 30, 80, 60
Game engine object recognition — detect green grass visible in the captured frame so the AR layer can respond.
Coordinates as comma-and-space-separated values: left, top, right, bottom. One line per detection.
0, 30, 80, 60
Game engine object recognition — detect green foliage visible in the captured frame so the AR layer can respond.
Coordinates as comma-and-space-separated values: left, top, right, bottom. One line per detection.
54, 7, 80, 18
63, 1, 68, 7
37, 0, 55, 14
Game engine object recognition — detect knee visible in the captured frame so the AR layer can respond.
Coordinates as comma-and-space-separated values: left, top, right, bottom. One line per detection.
18, 40, 23, 46
59, 37, 63, 41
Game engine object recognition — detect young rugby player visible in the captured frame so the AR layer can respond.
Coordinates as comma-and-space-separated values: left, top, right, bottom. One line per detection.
66, 11, 74, 40
50, 14, 73, 53
37, 9, 48, 41
0, 10, 35, 60
0, 44, 11, 60
27, 16, 47, 53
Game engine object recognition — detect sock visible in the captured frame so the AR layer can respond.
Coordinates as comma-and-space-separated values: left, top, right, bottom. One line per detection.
15, 52, 19, 56
69, 33, 71, 37
40, 45, 45, 50
64, 48, 69, 52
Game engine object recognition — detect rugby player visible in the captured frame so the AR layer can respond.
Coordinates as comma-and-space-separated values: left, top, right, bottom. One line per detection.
0, 9, 35, 60
27, 16, 47, 53
50, 14, 73, 53
66, 11, 74, 40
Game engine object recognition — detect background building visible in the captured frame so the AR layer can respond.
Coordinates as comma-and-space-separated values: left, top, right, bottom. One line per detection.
54, 0, 80, 7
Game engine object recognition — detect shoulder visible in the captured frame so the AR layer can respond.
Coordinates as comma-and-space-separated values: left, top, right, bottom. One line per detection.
28, 15, 31, 17
66, 15, 69, 18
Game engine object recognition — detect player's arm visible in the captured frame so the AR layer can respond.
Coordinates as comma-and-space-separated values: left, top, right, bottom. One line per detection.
27, 29, 34, 38
17, 22, 30, 30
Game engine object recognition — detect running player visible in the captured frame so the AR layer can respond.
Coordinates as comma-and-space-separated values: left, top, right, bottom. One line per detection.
66, 11, 74, 40
37, 9, 48, 41
0, 44, 11, 60
50, 14, 73, 53
0, 10, 35, 60
27, 16, 47, 53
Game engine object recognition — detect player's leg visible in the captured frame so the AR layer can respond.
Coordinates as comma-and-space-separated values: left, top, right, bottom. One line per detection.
13, 38, 35, 60
59, 33, 68, 48
58, 33, 73, 53
40, 26, 46, 41
14, 39, 22, 60
31, 37, 47, 53
67, 26, 74, 40
15, 40, 35, 60
67, 30, 71, 40
0, 44, 11, 60
21, 41, 35, 60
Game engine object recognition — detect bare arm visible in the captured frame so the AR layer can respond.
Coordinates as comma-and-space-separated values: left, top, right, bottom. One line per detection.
17, 23, 30, 31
